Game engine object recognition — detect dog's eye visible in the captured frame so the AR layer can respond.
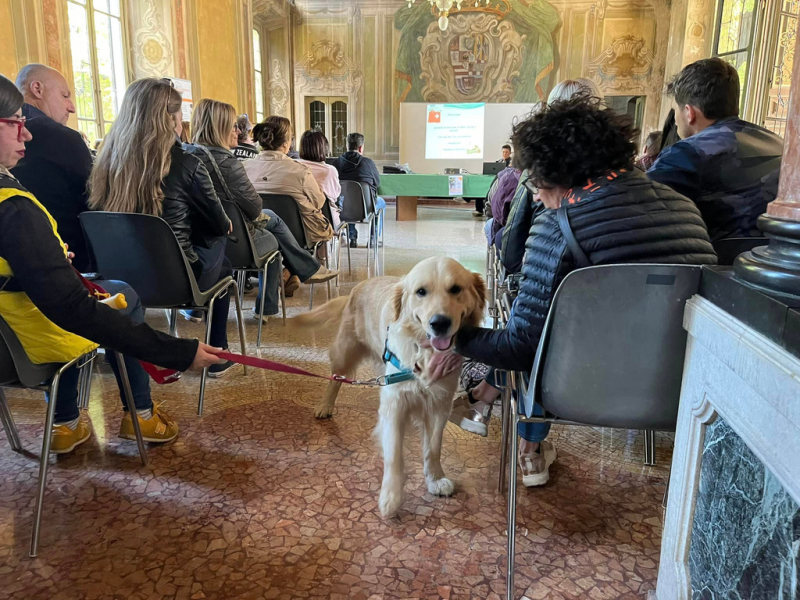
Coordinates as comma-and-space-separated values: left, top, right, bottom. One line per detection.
448, 285, 462, 294
416, 288, 427, 297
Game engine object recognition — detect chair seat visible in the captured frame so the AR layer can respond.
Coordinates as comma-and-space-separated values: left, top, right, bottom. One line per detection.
253, 230, 280, 266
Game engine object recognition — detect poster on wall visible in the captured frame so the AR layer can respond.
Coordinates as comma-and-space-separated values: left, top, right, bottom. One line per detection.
167, 78, 194, 121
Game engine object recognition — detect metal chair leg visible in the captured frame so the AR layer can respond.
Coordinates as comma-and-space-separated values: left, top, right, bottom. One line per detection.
78, 355, 95, 410
346, 227, 352, 275
309, 284, 314, 310
278, 254, 287, 325
168, 308, 178, 337
30, 365, 65, 557
114, 352, 148, 467
325, 253, 331, 299
230, 281, 248, 375
643, 430, 656, 465
198, 299, 215, 416
506, 382, 520, 600
257, 262, 268, 348
0, 388, 21, 451
498, 384, 510, 493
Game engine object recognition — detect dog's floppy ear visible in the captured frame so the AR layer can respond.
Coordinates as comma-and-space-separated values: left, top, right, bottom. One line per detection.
392, 282, 405, 321
466, 271, 488, 326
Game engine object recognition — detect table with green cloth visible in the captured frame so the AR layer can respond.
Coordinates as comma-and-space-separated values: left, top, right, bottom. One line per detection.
377, 173, 495, 221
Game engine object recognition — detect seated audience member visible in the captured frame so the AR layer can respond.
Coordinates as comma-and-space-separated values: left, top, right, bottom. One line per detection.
297, 130, 342, 230
443, 96, 716, 486
88, 78, 237, 378
647, 58, 784, 241
485, 166, 523, 247
548, 77, 602, 104
331, 132, 386, 248
0, 74, 223, 453
245, 116, 334, 248
660, 108, 680, 151
287, 136, 300, 160
497, 144, 512, 167
179, 120, 191, 144
635, 131, 662, 171
184, 99, 336, 317
11, 64, 93, 272
233, 114, 258, 161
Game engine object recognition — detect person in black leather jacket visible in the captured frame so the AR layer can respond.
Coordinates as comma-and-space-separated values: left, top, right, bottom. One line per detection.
88, 78, 236, 377
183, 99, 337, 321
443, 96, 717, 486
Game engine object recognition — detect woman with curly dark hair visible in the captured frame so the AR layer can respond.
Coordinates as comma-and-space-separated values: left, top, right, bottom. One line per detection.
440, 96, 716, 486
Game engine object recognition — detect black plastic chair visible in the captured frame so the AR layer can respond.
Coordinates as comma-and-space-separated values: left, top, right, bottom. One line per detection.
501, 264, 701, 598
223, 202, 285, 347
712, 236, 768, 266
339, 181, 380, 277
80, 212, 248, 415
259, 194, 331, 309
0, 315, 146, 557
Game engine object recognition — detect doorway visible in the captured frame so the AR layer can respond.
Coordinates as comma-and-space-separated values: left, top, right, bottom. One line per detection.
304, 96, 348, 156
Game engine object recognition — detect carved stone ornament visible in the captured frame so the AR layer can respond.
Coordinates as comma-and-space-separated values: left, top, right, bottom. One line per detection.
133, 0, 173, 77
587, 34, 654, 93
293, 40, 363, 96
269, 59, 291, 116
418, 13, 525, 103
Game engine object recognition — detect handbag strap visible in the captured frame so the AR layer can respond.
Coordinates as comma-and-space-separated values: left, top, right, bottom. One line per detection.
196, 145, 234, 203
556, 206, 592, 268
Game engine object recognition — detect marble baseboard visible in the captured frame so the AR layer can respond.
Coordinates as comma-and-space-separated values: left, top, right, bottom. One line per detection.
688, 416, 799, 599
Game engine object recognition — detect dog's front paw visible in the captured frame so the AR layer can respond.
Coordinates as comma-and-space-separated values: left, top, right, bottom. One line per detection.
427, 477, 455, 497
313, 402, 333, 419
378, 486, 405, 518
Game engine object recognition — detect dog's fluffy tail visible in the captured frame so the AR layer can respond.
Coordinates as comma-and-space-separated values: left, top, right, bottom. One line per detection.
290, 296, 349, 330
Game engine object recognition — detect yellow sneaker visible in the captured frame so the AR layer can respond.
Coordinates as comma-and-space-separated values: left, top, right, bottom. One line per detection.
50, 414, 92, 454
119, 402, 179, 443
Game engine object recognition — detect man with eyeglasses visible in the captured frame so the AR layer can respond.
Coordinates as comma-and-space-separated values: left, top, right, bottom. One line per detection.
11, 64, 93, 272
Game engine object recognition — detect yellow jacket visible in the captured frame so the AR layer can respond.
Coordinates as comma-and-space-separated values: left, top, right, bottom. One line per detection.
0, 185, 98, 364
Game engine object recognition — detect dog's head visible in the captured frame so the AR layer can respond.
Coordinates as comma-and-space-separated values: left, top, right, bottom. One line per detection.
392, 257, 487, 351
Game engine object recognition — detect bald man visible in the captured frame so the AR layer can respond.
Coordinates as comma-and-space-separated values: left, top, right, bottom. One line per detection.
12, 64, 93, 271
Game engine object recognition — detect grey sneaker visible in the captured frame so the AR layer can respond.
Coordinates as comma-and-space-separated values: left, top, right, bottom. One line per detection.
304, 265, 339, 284
448, 392, 491, 436
519, 441, 557, 487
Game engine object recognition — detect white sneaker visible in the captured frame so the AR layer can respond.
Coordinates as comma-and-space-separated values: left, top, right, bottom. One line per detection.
519, 441, 556, 487
252, 308, 269, 324
448, 392, 491, 437
305, 265, 339, 284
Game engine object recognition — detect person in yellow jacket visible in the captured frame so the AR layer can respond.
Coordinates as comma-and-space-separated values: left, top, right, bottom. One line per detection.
0, 74, 223, 454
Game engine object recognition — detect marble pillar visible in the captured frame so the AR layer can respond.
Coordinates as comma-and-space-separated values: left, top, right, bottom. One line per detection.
734, 17, 800, 298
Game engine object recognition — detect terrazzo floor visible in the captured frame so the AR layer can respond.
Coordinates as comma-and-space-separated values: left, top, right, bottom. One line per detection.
0, 206, 672, 600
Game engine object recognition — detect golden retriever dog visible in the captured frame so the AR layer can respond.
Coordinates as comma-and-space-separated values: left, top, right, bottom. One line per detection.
292, 257, 486, 517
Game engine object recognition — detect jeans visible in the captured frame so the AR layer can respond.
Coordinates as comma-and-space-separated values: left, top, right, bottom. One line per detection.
191, 240, 231, 350
485, 367, 550, 443
345, 196, 385, 243
255, 210, 320, 313
484, 218, 494, 244
49, 281, 153, 424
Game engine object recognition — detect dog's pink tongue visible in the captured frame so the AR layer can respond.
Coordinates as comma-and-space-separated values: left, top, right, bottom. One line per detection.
430, 336, 453, 351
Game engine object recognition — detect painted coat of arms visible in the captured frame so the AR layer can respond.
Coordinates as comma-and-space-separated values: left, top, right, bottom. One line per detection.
449, 33, 490, 94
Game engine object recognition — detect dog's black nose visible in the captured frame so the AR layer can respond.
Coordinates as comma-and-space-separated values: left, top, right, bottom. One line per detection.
429, 315, 452, 336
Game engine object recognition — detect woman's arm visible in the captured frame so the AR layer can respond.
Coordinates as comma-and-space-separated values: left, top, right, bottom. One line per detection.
224, 155, 262, 222
303, 169, 327, 211
0, 197, 199, 371
188, 160, 231, 236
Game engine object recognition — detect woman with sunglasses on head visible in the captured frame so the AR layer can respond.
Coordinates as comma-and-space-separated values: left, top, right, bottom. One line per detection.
0, 74, 223, 454
88, 78, 238, 378
183, 98, 337, 320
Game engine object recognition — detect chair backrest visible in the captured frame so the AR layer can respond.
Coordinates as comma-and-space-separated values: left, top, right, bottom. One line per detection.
0, 315, 61, 388
712, 237, 767, 266
80, 212, 199, 308
340, 181, 374, 223
222, 201, 259, 269
259, 193, 310, 250
527, 264, 702, 431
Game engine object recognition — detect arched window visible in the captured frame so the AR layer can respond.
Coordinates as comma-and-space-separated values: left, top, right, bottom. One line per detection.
253, 28, 265, 122
66, 0, 128, 144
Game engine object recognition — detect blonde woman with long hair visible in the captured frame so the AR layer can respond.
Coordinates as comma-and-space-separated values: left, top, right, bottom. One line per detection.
183, 98, 336, 321
89, 78, 237, 377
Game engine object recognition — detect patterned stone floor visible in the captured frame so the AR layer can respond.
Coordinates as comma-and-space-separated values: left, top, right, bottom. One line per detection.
0, 207, 671, 599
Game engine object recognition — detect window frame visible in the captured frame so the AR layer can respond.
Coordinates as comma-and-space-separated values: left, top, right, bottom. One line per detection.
253, 26, 266, 123
65, 0, 131, 142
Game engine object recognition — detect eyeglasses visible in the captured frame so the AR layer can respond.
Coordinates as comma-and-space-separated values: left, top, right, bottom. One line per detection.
0, 117, 27, 141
